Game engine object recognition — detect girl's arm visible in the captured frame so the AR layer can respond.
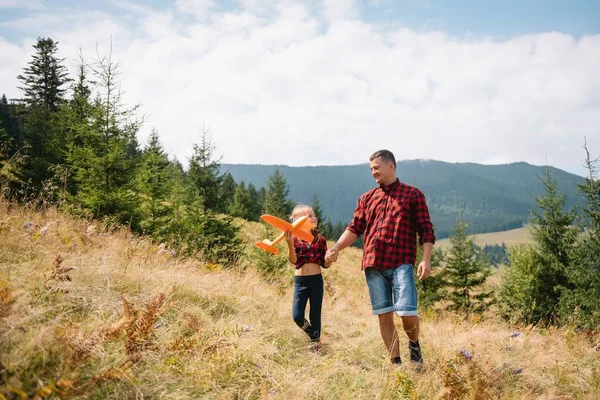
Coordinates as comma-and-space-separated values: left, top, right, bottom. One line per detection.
323, 237, 333, 268
285, 230, 297, 264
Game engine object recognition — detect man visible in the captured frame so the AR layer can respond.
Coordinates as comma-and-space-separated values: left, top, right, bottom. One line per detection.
325, 149, 435, 367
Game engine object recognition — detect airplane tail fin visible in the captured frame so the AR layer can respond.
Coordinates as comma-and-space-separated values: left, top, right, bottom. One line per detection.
255, 240, 280, 255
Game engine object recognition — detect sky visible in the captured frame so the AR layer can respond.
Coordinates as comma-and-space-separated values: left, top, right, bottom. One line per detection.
1, 0, 599, 176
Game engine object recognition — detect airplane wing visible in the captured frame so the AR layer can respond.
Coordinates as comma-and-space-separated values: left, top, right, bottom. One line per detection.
261, 214, 294, 232
260, 214, 314, 243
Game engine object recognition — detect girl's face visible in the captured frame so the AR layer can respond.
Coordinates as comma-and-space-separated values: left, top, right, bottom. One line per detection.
297, 208, 318, 229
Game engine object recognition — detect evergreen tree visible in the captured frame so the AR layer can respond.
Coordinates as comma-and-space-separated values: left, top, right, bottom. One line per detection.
136, 128, 172, 235
166, 162, 242, 264
332, 220, 345, 240
67, 45, 142, 223
530, 170, 578, 269
16, 37, 71, 193
310, 192, 326, 232
256, 186, 267, 218
443, 220, 493, 314
246, 183, 262, 221
0, 94, 23, 153
220, 172, 236, 213
415, 246, 446, 309
322, 217, 334, 239
187, 130, 222, 211
499, 169, 578, 325
60, 50, 94, 196
17, 38, 70, 113
265, 168, 293, 219
558, 143, 600, 328
0, 136, 27, 194
228, 181, 252, 219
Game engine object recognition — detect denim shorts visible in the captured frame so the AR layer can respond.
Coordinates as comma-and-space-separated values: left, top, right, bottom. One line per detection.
364, 265, 418, 316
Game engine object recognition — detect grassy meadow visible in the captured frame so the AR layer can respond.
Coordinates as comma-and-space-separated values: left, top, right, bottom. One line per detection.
434, 226, 534, 250
1, 201, 599, 399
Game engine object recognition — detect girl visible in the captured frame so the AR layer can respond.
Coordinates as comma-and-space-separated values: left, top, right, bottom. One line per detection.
284, 204, 332, 351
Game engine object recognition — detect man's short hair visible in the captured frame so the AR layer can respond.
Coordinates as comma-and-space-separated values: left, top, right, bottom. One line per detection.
370, 150, 396, 168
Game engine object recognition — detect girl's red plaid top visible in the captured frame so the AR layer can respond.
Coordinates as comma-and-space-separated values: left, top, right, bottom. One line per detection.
292, 233, 329, 269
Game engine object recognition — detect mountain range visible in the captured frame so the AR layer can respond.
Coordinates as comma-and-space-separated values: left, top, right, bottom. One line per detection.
221, 160, 584, 239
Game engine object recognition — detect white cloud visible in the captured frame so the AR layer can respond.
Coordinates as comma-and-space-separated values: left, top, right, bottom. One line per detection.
175, 0, 215, 20
0, 0, 598, 176
0, 0, 45, 10
321, 0, 359, 24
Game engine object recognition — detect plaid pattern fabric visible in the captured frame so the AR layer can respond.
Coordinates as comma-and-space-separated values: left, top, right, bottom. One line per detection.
347, 179, 436, 270
293, 234, 328, 269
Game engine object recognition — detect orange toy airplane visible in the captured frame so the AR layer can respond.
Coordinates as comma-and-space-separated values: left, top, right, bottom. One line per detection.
255, 214, 314, 255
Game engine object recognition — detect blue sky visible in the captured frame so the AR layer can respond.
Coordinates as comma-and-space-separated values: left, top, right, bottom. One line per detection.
0, 0, 599, 176
2, 0, 599, 38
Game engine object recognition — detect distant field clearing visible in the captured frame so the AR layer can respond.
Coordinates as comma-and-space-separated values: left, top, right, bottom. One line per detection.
435, 225, 533, 249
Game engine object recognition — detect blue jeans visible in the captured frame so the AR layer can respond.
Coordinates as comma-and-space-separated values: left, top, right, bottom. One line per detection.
292, 274, 323, 341
364, 265, 418, 316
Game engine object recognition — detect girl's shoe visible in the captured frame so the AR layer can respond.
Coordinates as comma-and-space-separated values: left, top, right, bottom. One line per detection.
309, 340, 323, 352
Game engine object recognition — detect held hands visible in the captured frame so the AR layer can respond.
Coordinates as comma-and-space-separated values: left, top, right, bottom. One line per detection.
325, 246, 339, 264
416, 260, 430, 281
284, 230, 293, 244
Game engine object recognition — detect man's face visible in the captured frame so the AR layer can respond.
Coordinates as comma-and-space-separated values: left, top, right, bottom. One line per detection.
370, 157, 395, 185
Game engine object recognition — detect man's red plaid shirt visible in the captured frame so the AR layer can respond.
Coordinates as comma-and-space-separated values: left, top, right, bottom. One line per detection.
347, 178, 436, 270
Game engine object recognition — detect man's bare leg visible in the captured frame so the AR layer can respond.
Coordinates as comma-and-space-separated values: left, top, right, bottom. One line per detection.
378, 312, 400, 359
399, 315, 419, 341
400, 315, 424, 365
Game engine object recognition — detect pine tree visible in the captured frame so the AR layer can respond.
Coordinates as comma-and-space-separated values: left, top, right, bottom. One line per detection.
17, 38, 70, 113
136, 128, 172, 235
228, 181, 252, 219
310, 193, 326, 232
60, 50, 94, 196
499, 169, 578, 325
245, 183, 262, 220
443, 220, 493, 314
67, 43, 142, 223
415, 246, 446, 309
322, 217, 333, 239
0, 138, 27, 192
0, 94, 23, 153
187, 130, 223, 211
16, 37, 71, 193
558, 142, 600, 328
220, 172, 236, 213
265, 168, 294, 219
530, 169, 578, 268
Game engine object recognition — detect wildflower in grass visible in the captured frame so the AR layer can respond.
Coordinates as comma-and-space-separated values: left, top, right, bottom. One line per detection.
24, 221, 33, 229
459, 349, 472, 360
510, 331, 520, 338
513, 368, 523, 375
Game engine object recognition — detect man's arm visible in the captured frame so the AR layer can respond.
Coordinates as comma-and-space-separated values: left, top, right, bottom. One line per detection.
326, 195, 365, 263
413, 188, 435, 280
414, 189, 436, 246
417, 242, 433, 280
326, 229, 358, 262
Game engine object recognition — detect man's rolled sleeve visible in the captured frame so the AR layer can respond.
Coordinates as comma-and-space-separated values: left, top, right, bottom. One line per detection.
346, 197, 366, 237
414, 189, 436, 245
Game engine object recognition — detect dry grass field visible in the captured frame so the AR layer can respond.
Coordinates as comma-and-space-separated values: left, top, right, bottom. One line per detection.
435, 226, 534, 250
1, 201, 599, 399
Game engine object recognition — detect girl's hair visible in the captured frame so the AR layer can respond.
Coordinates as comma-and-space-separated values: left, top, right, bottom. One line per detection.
290, 204, 313, 222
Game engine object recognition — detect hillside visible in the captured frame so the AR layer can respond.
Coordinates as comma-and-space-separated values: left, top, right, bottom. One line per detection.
1, 202, 599, 398
221, 160, 584, 238
435, 226, 534, 249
